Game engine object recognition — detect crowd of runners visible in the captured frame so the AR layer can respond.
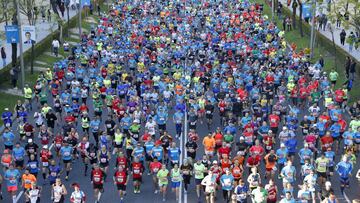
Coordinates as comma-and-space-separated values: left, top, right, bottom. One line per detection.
1, 0, 360, 203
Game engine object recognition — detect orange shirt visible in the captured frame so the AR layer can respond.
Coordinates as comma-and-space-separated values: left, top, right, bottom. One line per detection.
203, 136, 215, 152
22, 174, 37, 189
264, 154, 277, 169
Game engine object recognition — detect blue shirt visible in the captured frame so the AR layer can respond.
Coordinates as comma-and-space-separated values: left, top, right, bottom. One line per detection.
60, 146, 73, 161
2, 131, 15, 147
12, 147, 26, 160
281, 165, 296, 183
49, 165, 61, 182
276, 148, 288, 164
329, 124, 341, 138
152, 146, 163, 161
4, 169, 20, 187
168, 147, 181, 163
336, 161, 353, 178
133, 147, 145, 161
90, 119, 101, 132
144, 141, 155, 154
27, 160, 39, 174
285, 138, 297, 153
298, 148, 313, 164
220, 174, 235, 191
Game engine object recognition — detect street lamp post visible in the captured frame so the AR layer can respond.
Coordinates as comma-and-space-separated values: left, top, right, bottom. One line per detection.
309, 0, 316, 58
272, 0, 275, 21
16, 1, 25, 91
79, 0, 82, 39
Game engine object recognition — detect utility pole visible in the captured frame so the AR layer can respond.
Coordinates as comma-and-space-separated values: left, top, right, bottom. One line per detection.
16, 1, 25, 91
78, 0, 82, 39
309, 0, 316, 58
272, 0, 275, 22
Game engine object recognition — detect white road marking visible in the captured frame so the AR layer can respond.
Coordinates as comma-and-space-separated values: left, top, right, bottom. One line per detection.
14, 191, 24, 203
344, 191, 351, 203
49, 143, 54, 150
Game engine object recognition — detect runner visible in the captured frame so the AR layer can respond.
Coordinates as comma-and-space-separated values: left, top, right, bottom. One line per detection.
70, 183, 86, 203
157, 164, 169, 201
131, 157, 144, 194
60, 141, 73, 180
113, 166, 128, 203
91, 164, 104, 203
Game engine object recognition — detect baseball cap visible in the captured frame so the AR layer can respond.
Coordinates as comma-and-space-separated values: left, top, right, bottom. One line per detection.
280, 143, 285, 147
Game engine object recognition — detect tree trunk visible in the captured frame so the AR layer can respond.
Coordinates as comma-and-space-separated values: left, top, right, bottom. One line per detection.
12, 0, 17, 67
298, 1, 303, 37
292, 4, 297, 29
30, 43, 34, 74
330, 27, 337, 71
11, 43, 17, 67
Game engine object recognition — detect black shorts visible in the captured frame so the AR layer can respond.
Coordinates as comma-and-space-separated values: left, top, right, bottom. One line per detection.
195, 178, 203, 185
4, 145, 13, 150
116, 184, 126, 191
15, 160, 24, 167
133, 177, 142, 182
63, 159, 71, 164
93, 183, 103, 190
158, 124, 166, 131
328, 166, 334, 172
145, 154, 153, 162
317, 171, 327, 178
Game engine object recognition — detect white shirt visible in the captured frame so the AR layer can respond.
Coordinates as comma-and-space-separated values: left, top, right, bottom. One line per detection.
201, 174, 216, 193
52, 40, 60, 48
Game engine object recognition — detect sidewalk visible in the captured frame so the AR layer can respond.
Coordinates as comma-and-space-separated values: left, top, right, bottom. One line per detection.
0, 7, 79, 70
278, 0, 360, 60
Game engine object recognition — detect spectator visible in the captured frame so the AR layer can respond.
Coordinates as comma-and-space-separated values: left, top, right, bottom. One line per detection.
347, 32, 356, 52
286, 17, 292, 31
52, 39, 60, 57
1, 47, 6, 67
340, 29, 346, 46
336, 12, 342, 28
9, 66, 19, 89
282, 18, 286, 31
349, 58, 357, 80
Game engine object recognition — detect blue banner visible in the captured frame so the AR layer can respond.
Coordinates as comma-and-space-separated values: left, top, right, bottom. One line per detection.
81, 0, 91, 7
302, 4, 312, 19
5, 25, 19, 43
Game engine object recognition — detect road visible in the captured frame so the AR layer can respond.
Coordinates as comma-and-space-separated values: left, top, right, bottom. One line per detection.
1, 2, 359, 203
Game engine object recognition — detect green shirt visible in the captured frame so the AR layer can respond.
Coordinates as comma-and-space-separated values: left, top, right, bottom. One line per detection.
329, 71, 339, 81
194, 163, 206, 179
157, 169, 169, 185
315, 157, 329, 173
349, 120, 360, 132
171, 168, 182, 182
224, 134, 234, 143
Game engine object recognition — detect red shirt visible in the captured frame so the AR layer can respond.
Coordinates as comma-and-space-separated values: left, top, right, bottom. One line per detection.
220, 159, 232, 172
149, 161, 162, 174
132, 162, 143, 178
114, 171, 127, 185
321, 136, 333, 150
40, 150, 51, 163
218, 146, 231, 158
299, 87, 308, 99
92, 169, 104, 184
214, 133, 223, 146
338, 119, 347, 132
116, 157, 127, 170
249, 145, 264, 156
334, 89, 345, 102
79, 105, 88, 113
268, 114, 280, 128
247, 156, 261, 167
64, 115, 75, 123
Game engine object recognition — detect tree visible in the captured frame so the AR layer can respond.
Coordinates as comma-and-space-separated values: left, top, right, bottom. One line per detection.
18, 0, 46, 25
291, 0, 298, 29
329, 0, 360, 35
297, 0, 303, 37
0, 0, 15, 25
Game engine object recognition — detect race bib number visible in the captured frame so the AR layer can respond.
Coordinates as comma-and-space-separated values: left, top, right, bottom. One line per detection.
42, 162, 49, 167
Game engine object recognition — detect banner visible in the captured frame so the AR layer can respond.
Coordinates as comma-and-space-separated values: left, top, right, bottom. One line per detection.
81, 0, 91, 7
22, 25, 36, 45
302, 4, 312, 19
5, 25, 19, 43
